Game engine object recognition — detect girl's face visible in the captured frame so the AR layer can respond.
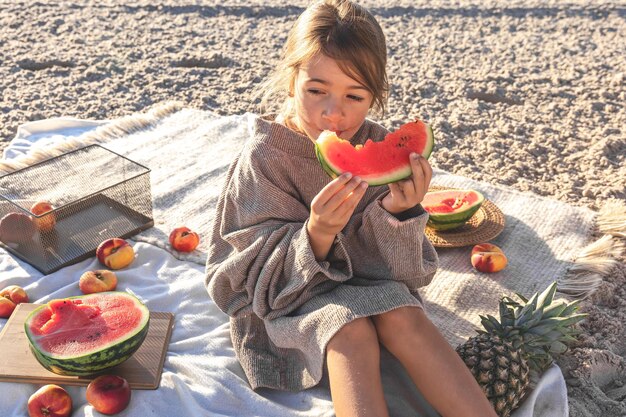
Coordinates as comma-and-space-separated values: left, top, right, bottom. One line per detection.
292, 54, 373, 141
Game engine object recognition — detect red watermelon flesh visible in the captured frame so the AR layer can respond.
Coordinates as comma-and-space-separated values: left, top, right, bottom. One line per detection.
423, 191, 482, 214
315, 120, 434, 186
27, 294, 147, 357
422, 189, 485, 230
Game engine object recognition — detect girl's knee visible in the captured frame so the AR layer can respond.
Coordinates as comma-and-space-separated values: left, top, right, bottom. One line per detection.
327, 317, 377, 352
372, 306, 426, 347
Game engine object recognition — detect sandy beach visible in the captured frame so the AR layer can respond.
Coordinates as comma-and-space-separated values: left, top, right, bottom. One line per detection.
0, 1, 624, 415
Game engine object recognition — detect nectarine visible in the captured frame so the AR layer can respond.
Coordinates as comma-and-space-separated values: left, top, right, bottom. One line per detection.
86, 374, 131, 415
169, 226, 200, 252
79, 270, 118, 294
0, 296, 16, 319
27, 384, 72, 417
30, 201, 56, 233
96, 238, 134, 270
0, 212, 36, 244
0, 285, 28, 318
471, 243, 507, 273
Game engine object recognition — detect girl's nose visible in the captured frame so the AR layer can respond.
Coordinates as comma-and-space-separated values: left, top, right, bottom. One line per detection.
323, 98, 344, 122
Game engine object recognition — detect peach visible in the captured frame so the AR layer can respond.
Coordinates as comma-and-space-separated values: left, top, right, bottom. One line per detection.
96, 238, 134, 270
30, 201, 56, 233
79, 270, 118, 294
471, 243, 508, 273
0, 212, 37, 244
86, 374, 131, 415
169, 226, 200, 252
0, 285, 29, 318
27, 384, 72, 417
0, 296, 16, 319
0, 284, 29, 304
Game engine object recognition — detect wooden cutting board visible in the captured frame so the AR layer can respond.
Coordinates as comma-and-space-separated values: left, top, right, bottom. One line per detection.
0, 303, 174, 389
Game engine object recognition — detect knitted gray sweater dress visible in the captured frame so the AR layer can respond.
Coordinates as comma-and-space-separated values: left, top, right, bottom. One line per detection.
205, 115, 439, 391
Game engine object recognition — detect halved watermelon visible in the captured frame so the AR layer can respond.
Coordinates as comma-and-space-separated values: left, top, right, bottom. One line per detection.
315, 120, 434, 186
24, 292, 150, 376
423, 189, 485, 230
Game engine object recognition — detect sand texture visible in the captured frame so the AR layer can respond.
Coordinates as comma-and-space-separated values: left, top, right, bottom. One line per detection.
0, 1, 625, 416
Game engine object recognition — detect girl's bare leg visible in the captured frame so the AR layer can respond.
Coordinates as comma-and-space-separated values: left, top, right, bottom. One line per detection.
372, 307, 498, 417
326, 317, 390, 417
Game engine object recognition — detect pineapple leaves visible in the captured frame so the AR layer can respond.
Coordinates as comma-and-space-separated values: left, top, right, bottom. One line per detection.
470, 281, 588, 379
527, 316, 586, 336
499, 301, 516, 327
542, 302, 568, 319
536, 282, 557, 308
481, 314, 503, 334
514, 292, 538, 327
561, 300, 583, 317
514, 292, 529, 304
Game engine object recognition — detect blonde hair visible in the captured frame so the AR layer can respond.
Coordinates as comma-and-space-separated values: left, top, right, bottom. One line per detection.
259, 0, 388, 118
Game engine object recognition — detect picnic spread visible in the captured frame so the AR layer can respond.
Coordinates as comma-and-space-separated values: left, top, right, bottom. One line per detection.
1, 103, 620, 416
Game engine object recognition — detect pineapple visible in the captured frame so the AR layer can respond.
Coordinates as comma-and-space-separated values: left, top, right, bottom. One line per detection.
456, 282, 586, 417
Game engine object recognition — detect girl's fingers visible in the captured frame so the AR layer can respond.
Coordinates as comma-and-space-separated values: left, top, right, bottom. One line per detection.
388, 181, 408, 207
313, 172, 354, 207
419, 156, 433, 188
387, 182, 401, 199
324, 176, 364, 211
414, 155, 432, 197
337, 181, 368, 217
410, 153, 425, 194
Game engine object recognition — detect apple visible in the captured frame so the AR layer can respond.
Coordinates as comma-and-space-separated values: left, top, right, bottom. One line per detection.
79, 270, 118, 294
86, 374, 131, 415
96, 238, 134, 270
0, 212, 36, 244
27, 384, 72, 417
471, 243, 508, 273
169, 226, 200, 252
0, 285, 28, 318
30, 201, 56, 233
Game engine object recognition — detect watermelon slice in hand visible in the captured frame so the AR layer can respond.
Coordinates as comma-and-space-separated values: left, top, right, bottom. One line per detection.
315, 119, 434, 186
24, 292, 150, 376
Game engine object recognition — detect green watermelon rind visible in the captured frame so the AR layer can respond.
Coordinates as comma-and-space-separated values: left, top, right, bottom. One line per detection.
425, 190, 485, 231
421, 125, 435, 160
24, 292, 150, 376
315, 143, 339, 181
315, 123, 435, 186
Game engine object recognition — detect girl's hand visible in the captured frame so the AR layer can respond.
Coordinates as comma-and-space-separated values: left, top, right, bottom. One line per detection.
307, 173, 368, 261
308, 173, 368, 238
381, 153, 432, 215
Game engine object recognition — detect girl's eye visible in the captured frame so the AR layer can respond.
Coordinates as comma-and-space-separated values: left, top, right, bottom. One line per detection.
307, 89, 323, 95
348, 95, 365, 102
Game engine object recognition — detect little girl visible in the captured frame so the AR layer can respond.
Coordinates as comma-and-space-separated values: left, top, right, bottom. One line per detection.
206, 1, 497, 416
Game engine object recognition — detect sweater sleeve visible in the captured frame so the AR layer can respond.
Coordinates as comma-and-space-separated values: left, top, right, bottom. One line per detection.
333, 191, 439, 293
205, 144, 353, 321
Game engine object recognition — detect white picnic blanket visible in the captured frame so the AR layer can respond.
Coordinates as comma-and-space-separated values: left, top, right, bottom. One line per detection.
0, 107, 580, 416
